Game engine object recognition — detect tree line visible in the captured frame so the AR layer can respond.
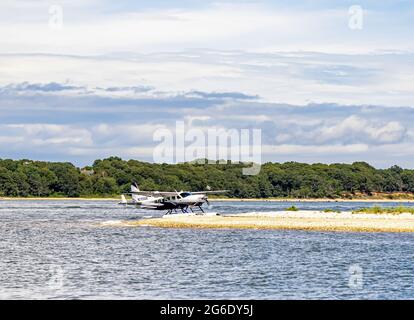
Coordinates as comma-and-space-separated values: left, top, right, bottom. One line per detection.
1, 157, 414, 198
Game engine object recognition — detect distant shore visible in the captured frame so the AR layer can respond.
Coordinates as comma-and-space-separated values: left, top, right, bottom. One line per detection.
2, 197, 414, 202
213, 198, 414, 203
0, 197, 118, 201
119, 211, 414, 233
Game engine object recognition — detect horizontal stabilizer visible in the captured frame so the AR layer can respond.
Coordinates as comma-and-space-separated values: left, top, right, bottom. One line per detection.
119, 194, 128, 205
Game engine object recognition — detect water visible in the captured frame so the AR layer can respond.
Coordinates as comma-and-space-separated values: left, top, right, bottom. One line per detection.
1, 200, 414, 299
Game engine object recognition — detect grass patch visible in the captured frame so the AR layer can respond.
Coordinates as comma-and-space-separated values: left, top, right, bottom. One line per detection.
353, 206, 414, 215
323, 209, 341, 213
285, 205, 299, 211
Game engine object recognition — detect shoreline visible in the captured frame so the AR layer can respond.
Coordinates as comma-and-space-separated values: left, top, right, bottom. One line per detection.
2, 197, 414, 202
118, 211, 414, 233
213, 198, 414, 203
0, 197, 119, 201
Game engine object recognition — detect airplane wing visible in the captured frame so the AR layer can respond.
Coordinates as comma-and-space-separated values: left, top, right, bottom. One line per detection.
127, 191, 177, 197
151, 191, 179, 197
128, 189, 228, 196
191, 190, 229, 194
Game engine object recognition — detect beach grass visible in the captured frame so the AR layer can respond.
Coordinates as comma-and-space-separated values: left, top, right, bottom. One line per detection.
323, 209, 341, 213
352, 206, 414, 215
285, 205, 299, 211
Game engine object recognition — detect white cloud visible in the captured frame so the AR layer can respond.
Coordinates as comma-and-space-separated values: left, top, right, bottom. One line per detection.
1, 2, 413, 55
0, 1, 413, 167
1, 79, 414, 167
91, 123, 169, 146
267, 143, 369, 154
315, 116, 406, 144
2, 51, 414, 106
0, 124, 93, 148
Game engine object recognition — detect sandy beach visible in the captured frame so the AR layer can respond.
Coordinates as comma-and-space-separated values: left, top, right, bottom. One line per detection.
120, 211, 414, 233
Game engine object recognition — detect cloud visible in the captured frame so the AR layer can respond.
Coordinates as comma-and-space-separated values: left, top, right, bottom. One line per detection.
302, 115, 407, 145
1, 80, 414, 167
183, 91, 259, 100
0, 82, 82, 93
0, 1, 413, 167
99, 85, 153, 93
2, 50, 414, 107
1, 1, 414, 55
268, 143, 369, 154
1, 124, 93, 146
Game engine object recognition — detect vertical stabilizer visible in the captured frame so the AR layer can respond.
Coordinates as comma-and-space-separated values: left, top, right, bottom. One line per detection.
131, 182, 140, 193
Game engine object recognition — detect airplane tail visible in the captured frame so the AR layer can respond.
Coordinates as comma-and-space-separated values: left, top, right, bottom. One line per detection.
130, 182, 147, 203
131, 182, 140, 193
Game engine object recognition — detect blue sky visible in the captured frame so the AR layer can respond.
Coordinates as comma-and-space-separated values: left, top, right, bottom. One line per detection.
0, 1, 414, 167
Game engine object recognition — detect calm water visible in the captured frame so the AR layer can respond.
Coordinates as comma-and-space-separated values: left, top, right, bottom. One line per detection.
1, 200, 414, 300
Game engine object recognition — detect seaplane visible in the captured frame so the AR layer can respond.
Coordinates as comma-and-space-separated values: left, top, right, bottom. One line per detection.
119, 182, 228, 215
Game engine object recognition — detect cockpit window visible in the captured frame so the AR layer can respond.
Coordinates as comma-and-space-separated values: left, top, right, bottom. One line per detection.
180, 192, 192, 198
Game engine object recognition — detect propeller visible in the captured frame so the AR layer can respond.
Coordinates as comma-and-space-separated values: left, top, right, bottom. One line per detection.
204, 196, 213, 210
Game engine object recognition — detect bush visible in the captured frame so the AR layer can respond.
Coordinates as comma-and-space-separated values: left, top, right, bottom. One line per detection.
285, 205, 299, 211
353, 206, 414, 215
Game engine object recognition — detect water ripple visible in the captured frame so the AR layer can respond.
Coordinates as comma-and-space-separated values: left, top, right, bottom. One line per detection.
1, 200, 414, 299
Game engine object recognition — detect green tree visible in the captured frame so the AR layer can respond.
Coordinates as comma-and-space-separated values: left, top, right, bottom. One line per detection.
0, 167, 18, 196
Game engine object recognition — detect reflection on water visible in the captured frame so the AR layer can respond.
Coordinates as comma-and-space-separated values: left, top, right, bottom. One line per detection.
1, 200, 414, 299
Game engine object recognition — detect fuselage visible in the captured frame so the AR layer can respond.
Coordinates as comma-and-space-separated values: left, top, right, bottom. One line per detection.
133, 195, 164, 205
174, 193, 206, 206
122, 185, 214, 213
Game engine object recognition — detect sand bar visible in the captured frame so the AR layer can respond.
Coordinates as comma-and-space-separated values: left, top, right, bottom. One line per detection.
121, 211, 414, 233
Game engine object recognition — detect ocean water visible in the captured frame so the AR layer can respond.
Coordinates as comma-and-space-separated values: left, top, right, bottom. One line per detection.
1, 200, 414, 300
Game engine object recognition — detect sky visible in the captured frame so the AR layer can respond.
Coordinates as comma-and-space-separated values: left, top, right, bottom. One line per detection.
1, 0, 414, 168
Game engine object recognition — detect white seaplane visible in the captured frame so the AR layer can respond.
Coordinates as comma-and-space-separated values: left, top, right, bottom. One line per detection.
119, 182, 227, 214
